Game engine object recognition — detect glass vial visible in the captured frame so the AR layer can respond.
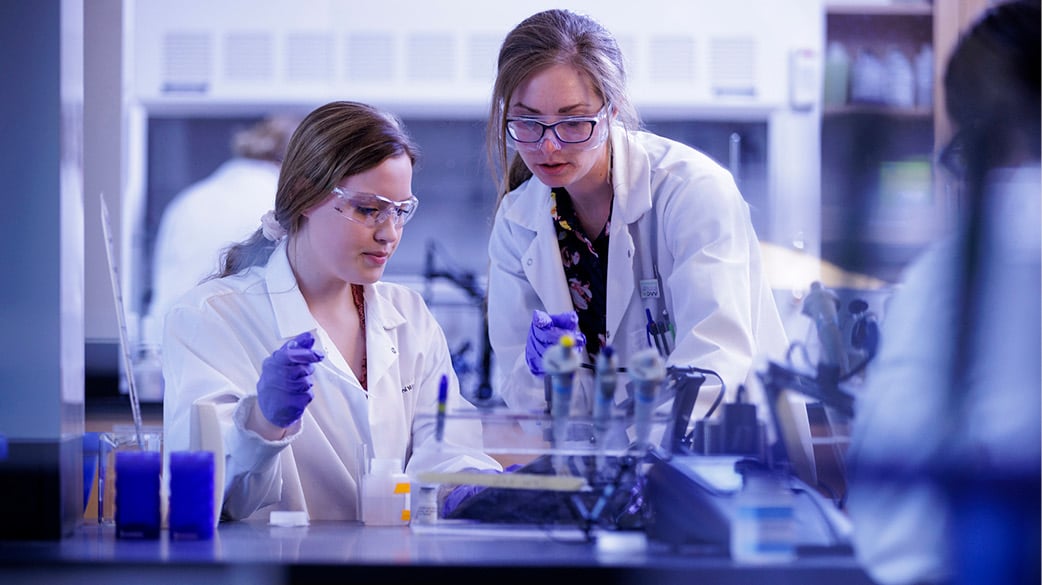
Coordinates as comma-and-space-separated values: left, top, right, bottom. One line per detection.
731, 471, 796, 564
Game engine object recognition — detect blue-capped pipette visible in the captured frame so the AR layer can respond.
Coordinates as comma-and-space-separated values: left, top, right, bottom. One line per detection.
593, 346, 617, 470
542, 334, 581, 472
628, 348, 666, 452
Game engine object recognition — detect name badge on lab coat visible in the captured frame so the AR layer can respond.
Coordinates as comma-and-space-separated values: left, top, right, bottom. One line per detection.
639, 279, 661, 299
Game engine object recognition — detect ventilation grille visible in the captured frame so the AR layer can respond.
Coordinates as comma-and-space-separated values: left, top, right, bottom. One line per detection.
465, 34, 500, 84
224, 32, 274, 81
406, 33, 454, 82
345, 32, 395, 83
710, 37, 757, 97
647, 35, 696, 83
161, 31, 211, 92
285, 32, 334, 81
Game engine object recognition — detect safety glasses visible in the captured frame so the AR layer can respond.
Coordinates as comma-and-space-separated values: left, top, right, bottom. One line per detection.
332, 187, 419, 227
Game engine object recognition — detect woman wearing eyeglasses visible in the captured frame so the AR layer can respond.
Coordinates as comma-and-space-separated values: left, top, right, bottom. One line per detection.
163, 101, 500, 522
486, 9, 788, 423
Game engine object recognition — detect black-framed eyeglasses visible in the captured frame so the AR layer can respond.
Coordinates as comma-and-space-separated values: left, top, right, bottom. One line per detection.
506, 104, 610, 145
332, 187, 419, 227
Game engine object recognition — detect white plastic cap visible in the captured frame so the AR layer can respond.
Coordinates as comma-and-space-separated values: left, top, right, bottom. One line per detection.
269, 510, 309, 527
369, 458, 403, 475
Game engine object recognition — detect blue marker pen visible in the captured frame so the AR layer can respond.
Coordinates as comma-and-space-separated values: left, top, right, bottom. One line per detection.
645, 308, 656, 348
435, 374, 448, 442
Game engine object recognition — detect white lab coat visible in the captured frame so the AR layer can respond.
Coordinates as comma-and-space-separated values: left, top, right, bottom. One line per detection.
846, 165, 1041, 585
147, 158, 281, 345
488, 128, 788, 422
163, 241, 500, 522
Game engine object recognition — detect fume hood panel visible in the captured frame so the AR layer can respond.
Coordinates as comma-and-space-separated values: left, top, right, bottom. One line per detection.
129, 0, 821, 116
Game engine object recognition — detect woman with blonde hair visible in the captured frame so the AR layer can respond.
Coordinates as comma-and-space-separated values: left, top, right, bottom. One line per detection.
163, 101, 500, 522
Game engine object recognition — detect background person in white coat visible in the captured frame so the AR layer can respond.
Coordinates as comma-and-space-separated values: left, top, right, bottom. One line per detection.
163, 101, 500, 522
146, 115, 299, 345
485, 9, 787, 423
846, 2, 1040, 584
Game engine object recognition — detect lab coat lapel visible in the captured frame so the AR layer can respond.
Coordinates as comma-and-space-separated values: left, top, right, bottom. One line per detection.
506, 185, 572, 312
265, 242, 320, 339
362, 286, 404, 389
605, 130, 653, 346
360, 286, 409, 461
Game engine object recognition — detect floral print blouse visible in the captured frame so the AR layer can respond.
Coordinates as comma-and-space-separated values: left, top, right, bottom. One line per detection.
551, 189, 610, 359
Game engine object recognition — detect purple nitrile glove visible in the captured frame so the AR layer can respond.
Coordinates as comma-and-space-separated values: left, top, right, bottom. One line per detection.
442, 464, 523, 517
257, 331, 325, 428
524, 310, 586, 376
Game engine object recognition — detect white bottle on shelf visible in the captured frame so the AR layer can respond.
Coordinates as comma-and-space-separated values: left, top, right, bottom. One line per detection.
850, 47, 885, 105
884, 46, 915, 108
915, 43, 934, 109
823, 41, 851, 107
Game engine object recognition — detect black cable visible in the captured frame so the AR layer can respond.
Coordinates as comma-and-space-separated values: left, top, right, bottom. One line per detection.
687, 367, 725, 419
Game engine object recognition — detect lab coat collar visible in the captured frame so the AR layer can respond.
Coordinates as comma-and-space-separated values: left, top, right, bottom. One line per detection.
501, 175, 554, 232
361, 285, 406, 389
265, 240, 319, 340
264, 241, 406, 387
609, 126, 654, 225
263, 241, 408, 334
603, 127, 650, 346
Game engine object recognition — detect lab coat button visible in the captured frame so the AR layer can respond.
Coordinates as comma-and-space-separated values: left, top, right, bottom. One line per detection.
391, 347, 397, 354
526, 258, 533, 266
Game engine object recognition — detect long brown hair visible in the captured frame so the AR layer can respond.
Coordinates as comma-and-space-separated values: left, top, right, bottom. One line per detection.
216, 101, 419, 278
485, 9, 641, 200
943, 0, 1040, 428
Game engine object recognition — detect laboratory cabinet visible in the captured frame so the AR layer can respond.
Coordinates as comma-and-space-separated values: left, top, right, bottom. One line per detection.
819, 0, 989, 282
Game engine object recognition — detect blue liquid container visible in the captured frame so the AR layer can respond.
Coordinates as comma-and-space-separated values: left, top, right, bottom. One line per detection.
115, 450, 162, 539
169, 450, 215, 540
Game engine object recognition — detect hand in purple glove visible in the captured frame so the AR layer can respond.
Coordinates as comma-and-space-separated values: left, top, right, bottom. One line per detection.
442, 465, 523, 517
257, 331, 324, 428
524, 310, 586, 376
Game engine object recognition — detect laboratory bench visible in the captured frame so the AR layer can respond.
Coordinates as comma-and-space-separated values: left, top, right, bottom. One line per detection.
0, 520, 875, 584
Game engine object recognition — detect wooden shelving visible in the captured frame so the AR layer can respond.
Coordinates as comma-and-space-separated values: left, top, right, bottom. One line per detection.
820, 2, 939, 282
825, 2, 933, 17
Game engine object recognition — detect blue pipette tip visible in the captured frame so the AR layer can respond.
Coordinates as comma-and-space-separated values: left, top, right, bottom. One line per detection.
436, 374, 448, 443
